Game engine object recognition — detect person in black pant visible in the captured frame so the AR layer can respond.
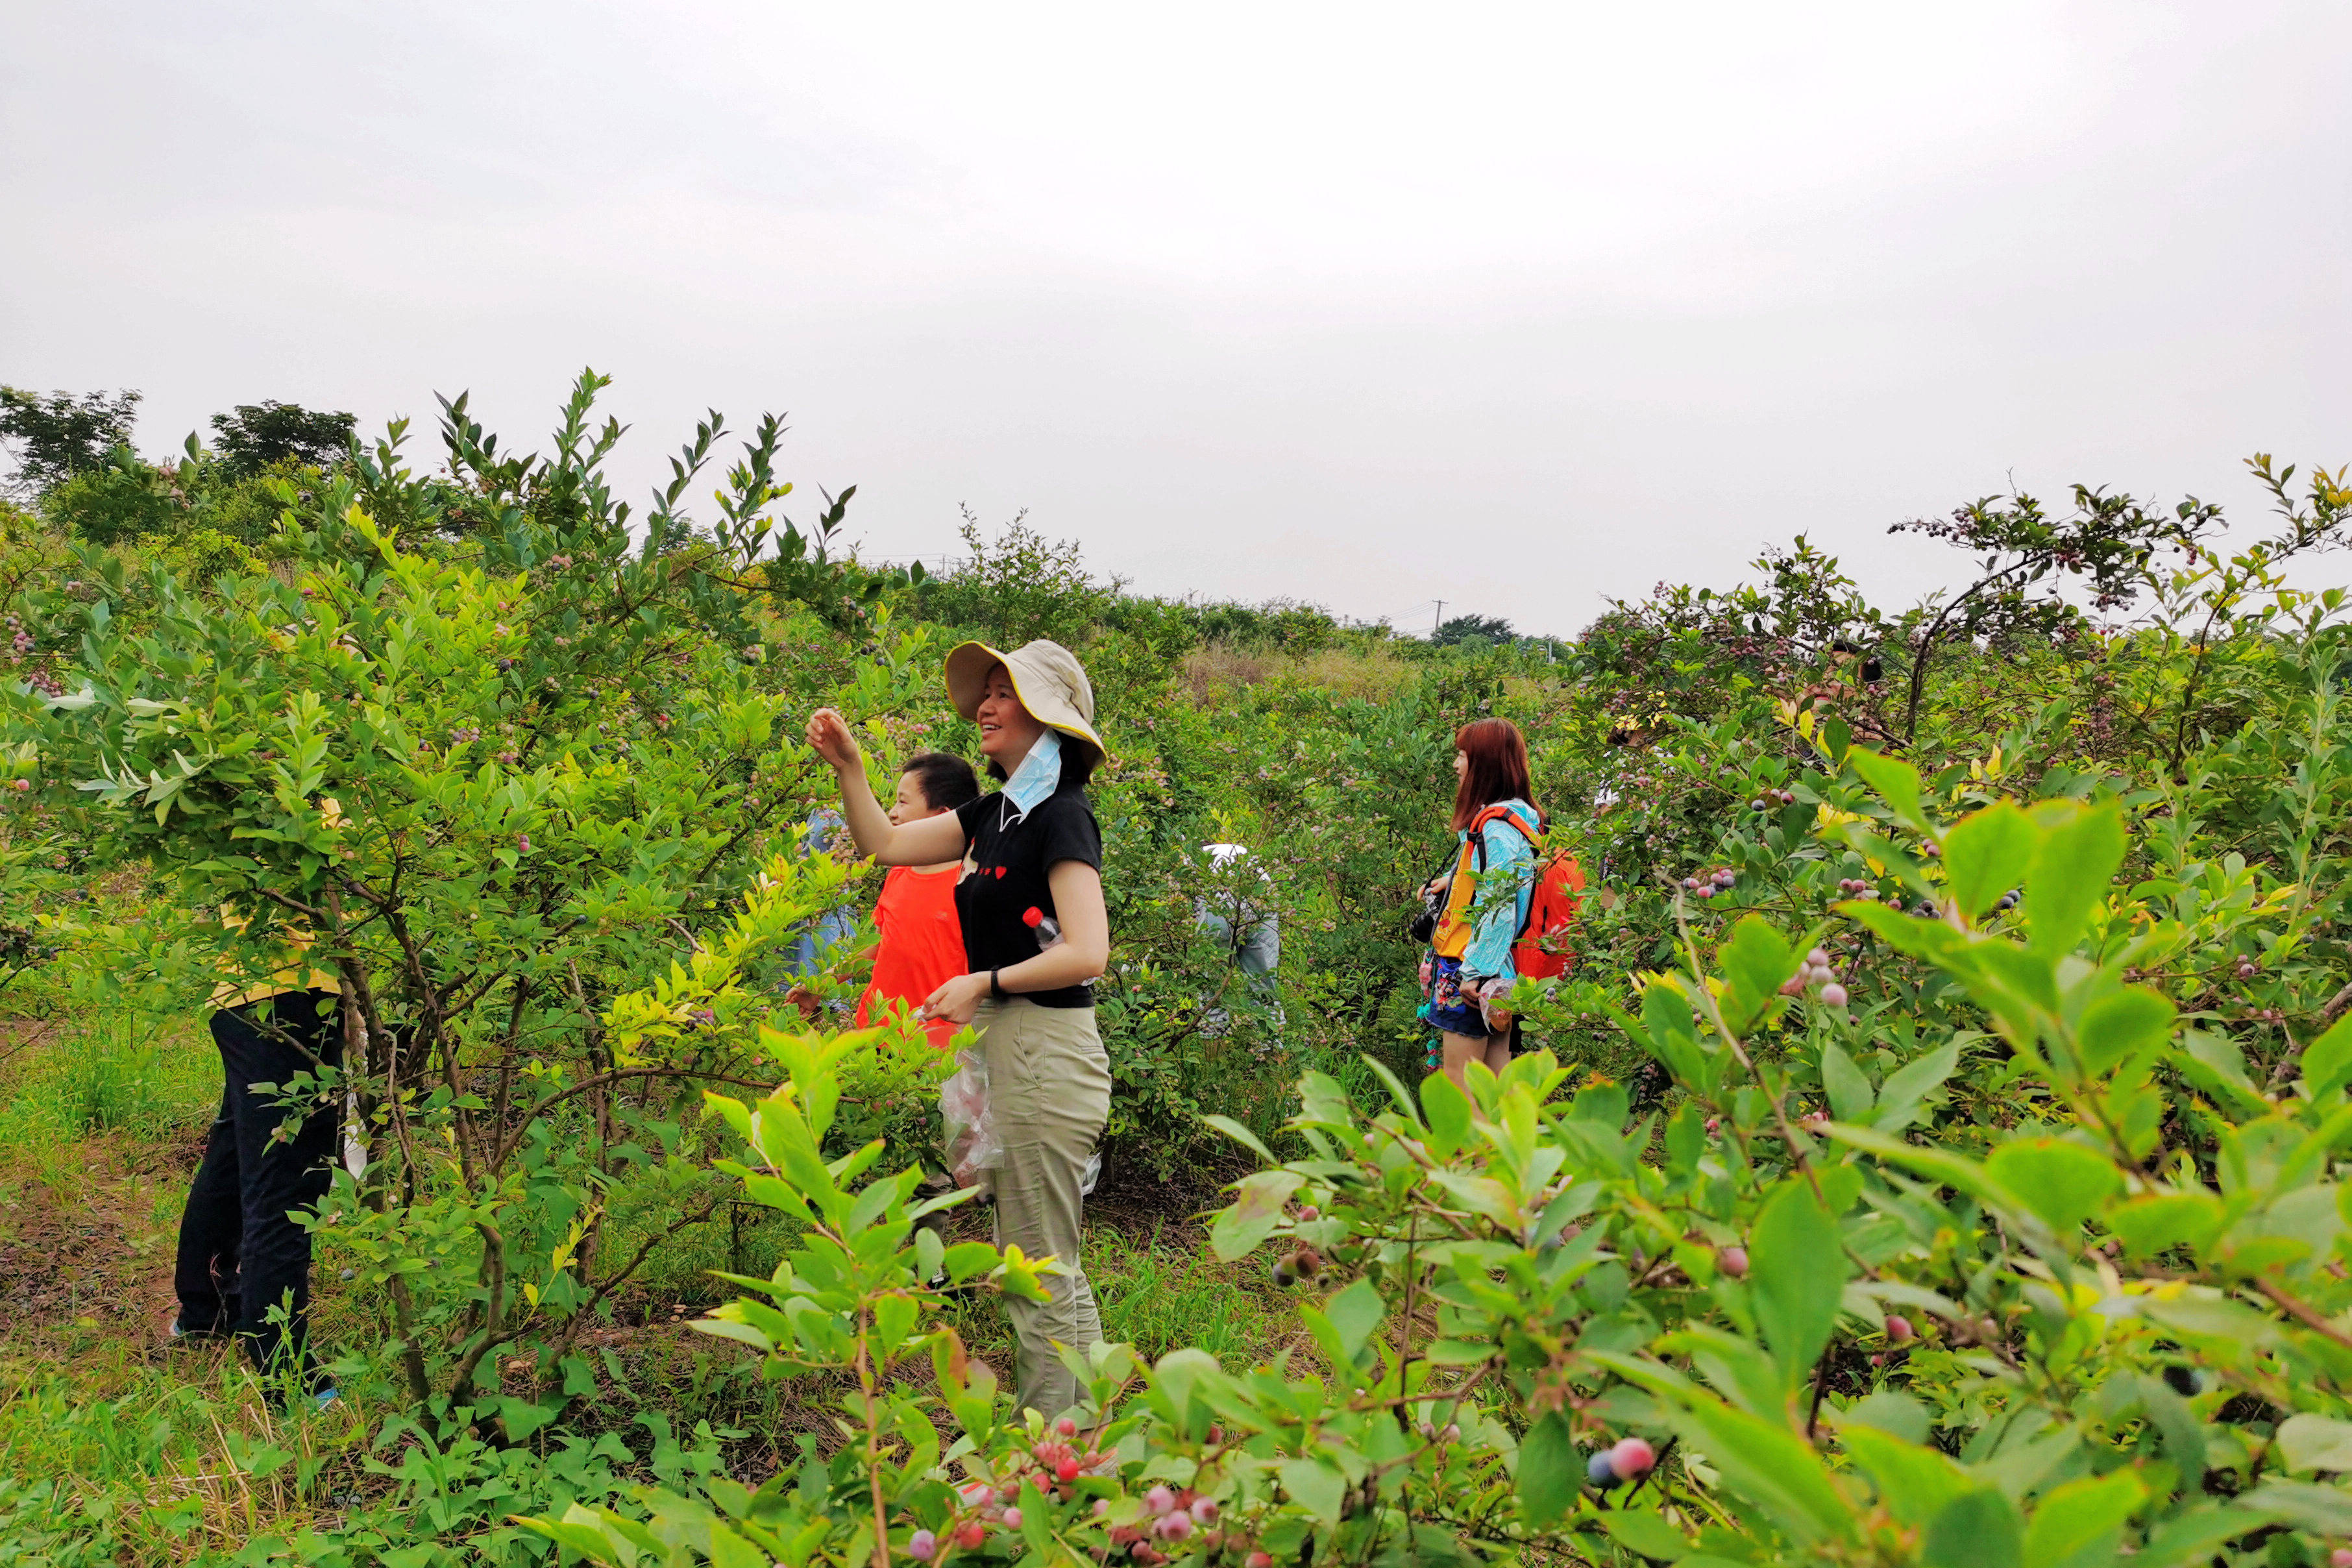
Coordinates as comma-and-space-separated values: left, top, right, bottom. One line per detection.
170, 986, 344, 1406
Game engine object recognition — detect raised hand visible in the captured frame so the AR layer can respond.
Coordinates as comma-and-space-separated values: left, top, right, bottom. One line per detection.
804, 707, 861, 772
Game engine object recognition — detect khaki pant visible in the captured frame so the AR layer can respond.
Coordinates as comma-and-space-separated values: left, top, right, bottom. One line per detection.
972, 996, 1111, 1419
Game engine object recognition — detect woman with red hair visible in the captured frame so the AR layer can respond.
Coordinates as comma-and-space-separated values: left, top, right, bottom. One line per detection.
1420, 717, 1541, 1087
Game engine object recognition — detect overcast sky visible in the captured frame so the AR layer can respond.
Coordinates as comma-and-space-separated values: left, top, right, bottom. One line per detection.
4, 3, 2346, 636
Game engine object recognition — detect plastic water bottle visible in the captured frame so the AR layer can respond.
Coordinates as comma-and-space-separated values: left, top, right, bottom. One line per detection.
1023, 907, 1062, 951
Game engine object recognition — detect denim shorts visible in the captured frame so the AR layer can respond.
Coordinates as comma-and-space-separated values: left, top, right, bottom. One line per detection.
1418, 953, 1489, 1036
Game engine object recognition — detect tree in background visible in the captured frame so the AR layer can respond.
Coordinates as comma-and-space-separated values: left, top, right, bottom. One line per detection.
1432, 611, 1512, 647
208, 399, 355, 477
0, 386, 142, 497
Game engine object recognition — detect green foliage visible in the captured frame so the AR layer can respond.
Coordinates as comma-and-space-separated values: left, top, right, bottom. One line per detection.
0, 386, 141, 497
1432, 613, 1512, 648
8, 376, 2352, 1562
209, 401, 356, 478
545, 744, 2352, 1565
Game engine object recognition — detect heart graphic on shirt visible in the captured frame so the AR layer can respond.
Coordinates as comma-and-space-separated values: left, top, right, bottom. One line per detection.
994, 866, 1005, 878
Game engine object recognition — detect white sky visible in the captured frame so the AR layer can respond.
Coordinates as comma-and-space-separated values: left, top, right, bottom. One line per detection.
4, 2, 2347, 636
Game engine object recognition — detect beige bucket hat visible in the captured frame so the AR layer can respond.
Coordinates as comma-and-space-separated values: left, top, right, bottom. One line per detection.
944, 638, 1105, 767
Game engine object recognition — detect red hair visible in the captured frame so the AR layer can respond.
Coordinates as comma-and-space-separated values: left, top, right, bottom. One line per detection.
1451, 717, 1534, 831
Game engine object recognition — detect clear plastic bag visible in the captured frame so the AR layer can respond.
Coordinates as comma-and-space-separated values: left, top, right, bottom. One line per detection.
940, 1047, 1002, 1187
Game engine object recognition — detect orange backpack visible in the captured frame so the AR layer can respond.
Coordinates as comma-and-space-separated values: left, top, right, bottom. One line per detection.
1460, 805, 1587, 981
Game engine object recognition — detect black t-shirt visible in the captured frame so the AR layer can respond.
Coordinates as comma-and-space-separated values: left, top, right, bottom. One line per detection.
953, 780, 1103, 1009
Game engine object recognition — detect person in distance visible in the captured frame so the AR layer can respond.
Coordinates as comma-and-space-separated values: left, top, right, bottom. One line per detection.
805, 639, 1111, 1421
1419, 717, 1542, 1088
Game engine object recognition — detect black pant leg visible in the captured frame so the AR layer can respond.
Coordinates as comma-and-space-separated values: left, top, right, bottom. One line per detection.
171, 1085, 243, 1333
215, 990, 343, 1388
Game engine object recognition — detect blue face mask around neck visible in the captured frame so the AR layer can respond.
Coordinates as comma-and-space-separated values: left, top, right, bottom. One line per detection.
1001, 726, 1064, 824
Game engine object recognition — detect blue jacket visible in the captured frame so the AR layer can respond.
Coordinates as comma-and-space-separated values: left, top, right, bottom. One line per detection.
1460, 798, 1541, 979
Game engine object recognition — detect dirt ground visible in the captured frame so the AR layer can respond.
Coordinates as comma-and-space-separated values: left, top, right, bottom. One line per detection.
0, 1125, 202, 1361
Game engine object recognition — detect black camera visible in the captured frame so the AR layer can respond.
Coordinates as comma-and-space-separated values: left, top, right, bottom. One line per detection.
1407, 886, 1444, 944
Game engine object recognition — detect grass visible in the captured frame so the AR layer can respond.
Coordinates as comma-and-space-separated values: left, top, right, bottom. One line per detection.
1091, 1219, 1297, 1367
0, 1006, 1310, 1563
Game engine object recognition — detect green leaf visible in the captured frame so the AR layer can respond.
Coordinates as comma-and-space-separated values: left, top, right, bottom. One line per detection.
2133, 1508, 2265, 1568
914, 1225, 944, 1284
1717, 916, 1797, 1034
1277, 1458, 1347, 1525
2025, 803, 2124, 959
2105, 1193, 2224, 1260
1848, 748, 1929, 835
1201, 1114, 1278, 1163
1942, 801, 2035, 919
1599, 1510, 1691, 1560
1838, 1391, 1931, 1446
1515, 1411, 1580, 1527
2301, 1012, 2352, 1100
2075, 987, 2175, 1078
1922, 1487, 2022, 1568
941, 1241, 999, 1282
706, 1523, 772, 1568
1672, 1400, 1854, 1544
1322, 1278, 1387, 1363
1750, 1177, 1846, 1391
1983, 1138, 2118, 1236
1209, 1170, 1303, 1262
2135, 1374, 2206, 1481
2018, 1469, 2144, 1565
1420, 1071, 1474, 1160
2275, 1413, 2352, 1473
1873, 1042, 1960, 1131
2236, 1480, 2352, 1535
1839, 1426, 1968, 1528
1820, 1043, 1874, 1123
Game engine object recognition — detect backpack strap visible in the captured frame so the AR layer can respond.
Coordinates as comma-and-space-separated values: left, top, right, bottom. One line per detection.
1467, 804, 1541, 872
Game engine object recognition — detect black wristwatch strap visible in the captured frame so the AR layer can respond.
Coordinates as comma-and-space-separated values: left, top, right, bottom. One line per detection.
988, 968, 1003, 999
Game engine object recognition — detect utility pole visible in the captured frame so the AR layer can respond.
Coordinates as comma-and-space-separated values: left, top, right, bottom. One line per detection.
1432, 600, 1445, 640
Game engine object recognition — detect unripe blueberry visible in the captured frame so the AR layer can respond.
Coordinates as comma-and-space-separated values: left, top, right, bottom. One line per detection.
1297, 1205, 1319, 1221
1608, 1437, 1655, 1479
2331, 1549, 2352, 1568
1157, 1512, 1192, 1541
1587, 1451, 1623, 1489
909, 1529, 937, 1560
1057, 1416, 1078, 1436
1056, 1460, 1081, 1482
956, 1523, 986, 1549
1704, 1117, 1720, 1134
1003, 1508, 1023, 1530
1819, 983, 1849, 1008
1807, 947, 1830, 968
1750, 798, 1765, 811
1717, 1245, 1748, 1278
1146, 1484, 1175, 1516
1249, 1554, 1274, 1568
1190, 1498, 1218, 1523
1885, 1314, 1914, 1343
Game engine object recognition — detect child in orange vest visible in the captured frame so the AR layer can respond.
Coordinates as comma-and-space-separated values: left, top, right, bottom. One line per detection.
854, 752, 980, 1046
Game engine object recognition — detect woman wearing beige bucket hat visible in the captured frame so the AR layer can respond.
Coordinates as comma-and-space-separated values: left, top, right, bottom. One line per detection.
804, 637, 1111, 1419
